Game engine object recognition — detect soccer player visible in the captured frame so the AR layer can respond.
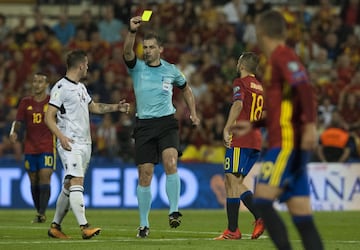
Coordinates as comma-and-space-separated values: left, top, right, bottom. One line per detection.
215, 52, 265, 240
9, 72, 54, 224
123, 16, 200, 238
232, 10, 324, 249
45, 50, 130, 239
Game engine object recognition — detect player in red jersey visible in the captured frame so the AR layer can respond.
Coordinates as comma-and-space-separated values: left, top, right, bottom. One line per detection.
215, 52, 265, 240
9, 72, 55, 223
232, 10, 323, 250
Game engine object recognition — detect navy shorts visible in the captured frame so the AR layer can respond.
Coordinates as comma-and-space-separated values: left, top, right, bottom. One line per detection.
224, 147, 260, 176
24, 153, 56, 172
258, 148, 311, 202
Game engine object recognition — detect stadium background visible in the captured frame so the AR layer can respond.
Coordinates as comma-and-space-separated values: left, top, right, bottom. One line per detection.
0, 0, 359, 211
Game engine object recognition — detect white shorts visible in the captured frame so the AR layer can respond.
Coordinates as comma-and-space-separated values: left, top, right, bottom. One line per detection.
58, 142, 91, 178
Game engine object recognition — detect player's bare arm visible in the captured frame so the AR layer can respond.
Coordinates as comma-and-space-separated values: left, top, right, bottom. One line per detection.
89, 99, 130, 114
181, 84, 200, 126
316, 145, 326, 162
224, 100, 243, 148
301, 122, 317, 151
9, 121, 21, 143
230, 110, 266, 137
45, 105, 73, 151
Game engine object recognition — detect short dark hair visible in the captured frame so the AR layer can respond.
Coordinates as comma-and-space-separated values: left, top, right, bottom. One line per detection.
239, 52, 259, 74
34, 72, 48, 79
256, 10, 287, 40
143, 31, 163, 46
66, 50, 87, 69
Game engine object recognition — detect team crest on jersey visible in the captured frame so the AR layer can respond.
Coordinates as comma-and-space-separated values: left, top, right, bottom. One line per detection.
27, 106, 33, 110
78, 92, 86, 102
25, 160, 30, 170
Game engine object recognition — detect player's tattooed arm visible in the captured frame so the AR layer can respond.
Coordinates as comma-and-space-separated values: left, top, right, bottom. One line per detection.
89, 100, 130, 114
97, 103, 117, 113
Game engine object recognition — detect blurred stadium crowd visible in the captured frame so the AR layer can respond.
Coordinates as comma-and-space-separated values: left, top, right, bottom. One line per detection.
0, 0, 360, 163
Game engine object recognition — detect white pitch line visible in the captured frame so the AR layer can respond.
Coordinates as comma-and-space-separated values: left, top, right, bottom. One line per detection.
0, 238, 359, 246
0, 226, 262, 238
3, 226, 360, 245
0, 238, 214, 245
0, 225, 270, 243
0, 225, 258, 236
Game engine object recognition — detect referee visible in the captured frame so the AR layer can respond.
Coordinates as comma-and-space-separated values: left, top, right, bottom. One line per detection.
123, 15, 200, 238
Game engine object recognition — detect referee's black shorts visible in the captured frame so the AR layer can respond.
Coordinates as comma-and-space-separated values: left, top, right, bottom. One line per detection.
133, 114, 180, 165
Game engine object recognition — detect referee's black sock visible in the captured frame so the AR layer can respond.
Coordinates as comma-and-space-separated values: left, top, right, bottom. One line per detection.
255, 198, 292, 250
293, 215, 324, 250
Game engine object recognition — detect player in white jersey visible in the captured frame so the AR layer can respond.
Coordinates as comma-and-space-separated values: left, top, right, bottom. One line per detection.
45, 50, 130, 239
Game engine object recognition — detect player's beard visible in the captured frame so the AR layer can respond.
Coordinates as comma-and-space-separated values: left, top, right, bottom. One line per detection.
144, 54, 152, 64
80, 70, 88, 81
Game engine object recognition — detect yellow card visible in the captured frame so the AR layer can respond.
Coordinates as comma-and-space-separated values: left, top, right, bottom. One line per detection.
142, 10, 152, 22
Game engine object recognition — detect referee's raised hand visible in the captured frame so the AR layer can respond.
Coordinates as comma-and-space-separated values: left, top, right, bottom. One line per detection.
129, 16, 142, 32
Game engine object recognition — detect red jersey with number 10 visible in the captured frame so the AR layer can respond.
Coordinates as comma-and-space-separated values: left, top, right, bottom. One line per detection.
16, 96, 55, 154
231, 75, 263, 150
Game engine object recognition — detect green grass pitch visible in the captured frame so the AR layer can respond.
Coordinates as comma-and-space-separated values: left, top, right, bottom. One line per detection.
0, 209, 359, 250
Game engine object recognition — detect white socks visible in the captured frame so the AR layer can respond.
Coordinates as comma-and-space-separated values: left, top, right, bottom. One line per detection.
69, 185, 87, 226
53, 187, 70, 225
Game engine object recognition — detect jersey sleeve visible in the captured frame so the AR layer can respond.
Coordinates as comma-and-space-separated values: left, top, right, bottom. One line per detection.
232, 78, 244, 102
277, 56, 309, 87
123, 55, 137, 69
127, 57, 143, 73
172, 65, 186, 87
277, 55, 316, 123
49, 84, 64, 109
83, 84, 92, 104
15, 99, 26, 122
